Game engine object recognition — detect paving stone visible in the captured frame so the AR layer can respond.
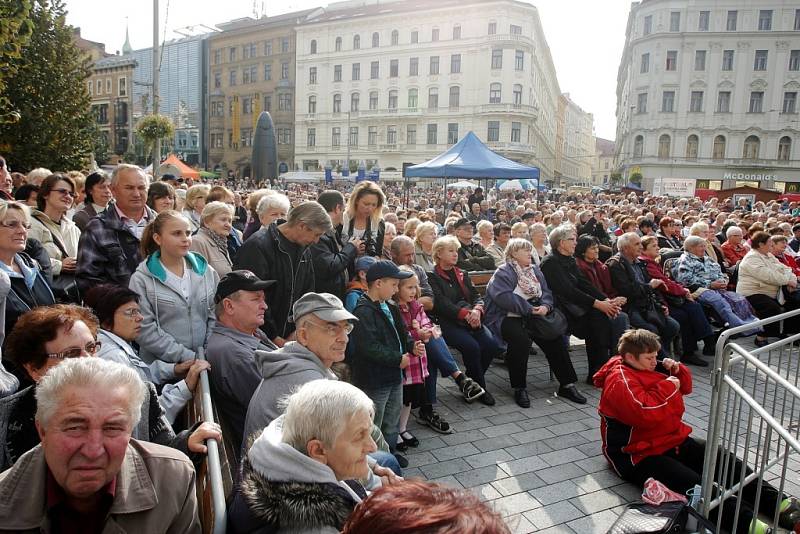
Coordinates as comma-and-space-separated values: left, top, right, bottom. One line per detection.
497, 455, 550, 476
428, 475, 463, 488
455, 465, 509, 487
470, 482, 503, 502
472, 434, 520, 452
574, 455, 609, 474
464, 448, 514, 469
536, 462, 588, 484
491, 472, 548, 496
528, 480, 586, 505
430, 442, 480, 462
538, 447, 587, 467
420, 458, 472, 479
523, 500, 585, 529
566, 508, 621, 533
481, 421, 525, 438
510, 427, 556, 444
572, 470, 626, 493
505, 514, 538, 534
403, 450, 438, 467
491, 492, 543, 517
572, 489, 629, 514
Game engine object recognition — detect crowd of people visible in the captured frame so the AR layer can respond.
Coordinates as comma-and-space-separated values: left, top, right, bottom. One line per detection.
0, 152, 799, 532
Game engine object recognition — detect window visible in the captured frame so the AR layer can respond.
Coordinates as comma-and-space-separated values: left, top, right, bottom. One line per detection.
784, 92, 798, 114
368, 126, 377, 146
278, 93, 292, 111
229, 47, 236, 62
105, 79, 111, 94
634, 135, 644, 158
428, 87, 438, 109
370, 61, 379, 79
488, 22, 497, 35
332, 127, 341, 148
280, 129, 291, 144
490, 83, 502, 104
240, 129, 253, 147
265, 40, 272, 56
281, 38, 289, 53
515, 50, 524, 71
778, 136, 792, 161
310, 40, 317, 54
432, 28, 439, 42
388, 90, 398, 109
637, 92, 647, 113
726, 11, 737, 31
407, 125, 417, 144
213, 72, 221, 88
243, 65, 257, 84
487, 121, 500, 142
690, 91, 703, 112
447, 123, 458, 144
430, 56, 439, 75
391, 30, 399, 45
211, 101, 224, 117
717, 91, 731, 113
264, 63, 272, 81
796, 9, 800, 31
213, 49, 222, 65
743, 135, 760, 159
641, 53, 650, 73
713, 135, 726, 159
513, 84, 522, 106
658, 134, 671, 159
229, 69, 237, 86
372, 32, 379, 48
698, 11, 709, 31
686, 135, 699, 159
353, 35, 360, 49
643, 15, 652, 35
390, 59, 398, 77
669, 11, 680, 32
335, 37, 342, 51
352, 63, 360, 80
307, 128, 316, 147
510, 24, 522, 35
411, 31, 418, 44
281, 62, 288, 79
408, 88, 418, 109
450, 54, 461, 74
722, 50, 734, 71
754, 50, 768, 71
333, 93, 341, 113
264, 95, 271, 111
511, 122, 521, 143
334, 64, 342, 82
749, 91, 764, 113
349, 127, 358, 147
369, 91, 378, 110
453, 25, 461, 40
351, 93, 359, 112
789, 50, 800, 71
309, 67, 317, 84
695, 50, 706, 71
409, 57, 418, 76
662, 90, 675, 112
118, 77, 127, 96
758, 10, 772, 31
210, 133, 223, 148
491, 49, 502, 69
308, 96, 316, 114
449, 86, 460, 109
427, 124, 437, 144
666, 50, 677, 71
387, 126, 397, 145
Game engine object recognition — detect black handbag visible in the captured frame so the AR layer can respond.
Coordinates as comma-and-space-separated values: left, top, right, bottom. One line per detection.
525, 307, 568, 340
607, 501, 687, 534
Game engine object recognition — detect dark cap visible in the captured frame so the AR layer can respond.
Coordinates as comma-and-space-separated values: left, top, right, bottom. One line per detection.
454, 217, 472, 229
215, 270, 276, 303
355, 256, 378, 272
291, 292, 357, 322
161, 174, 183, 183
522, 211, 536, 221
366, 260, 414, 283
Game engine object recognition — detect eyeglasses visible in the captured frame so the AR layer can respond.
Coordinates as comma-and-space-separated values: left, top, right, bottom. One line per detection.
304, 319, 354, 336
47, 341, 102, 360
0, 220, 31, 230
120, 308, 143, 318
52, 188, 77, 198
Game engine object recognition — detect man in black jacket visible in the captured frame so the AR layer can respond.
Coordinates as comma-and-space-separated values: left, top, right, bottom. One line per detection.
233, 201, 331, 345
453, 218, 495, 271
312, 190, 362, 300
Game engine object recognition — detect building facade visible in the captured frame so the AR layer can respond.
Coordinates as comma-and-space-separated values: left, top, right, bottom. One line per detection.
591, 137, 617, 185
555, 93, 594, 186
615, 0, 800, 193
292, 0, 562, 181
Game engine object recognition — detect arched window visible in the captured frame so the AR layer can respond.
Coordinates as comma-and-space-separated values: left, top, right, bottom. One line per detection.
658, 134, 671, 159
743, 135, 760, 159
408, 88, 418, 109
388, 89, 398, 109
353, 35, 360, 49
369, 91, 378, 110
335, 37, 342, 51
712, 135, 726, 159
351, 92, 360, 112
778, 136, 792, 161
449, 86, 460, 109
333, 93, 342, 113
489, 82, 502, 104
310, 40, 317, 54
686, 134, 699, 159
308, 95, 316, 114
634, 135, 644, 158
372, 32, 380, 48
428, 87, 438, 109
391, 30, 399, 45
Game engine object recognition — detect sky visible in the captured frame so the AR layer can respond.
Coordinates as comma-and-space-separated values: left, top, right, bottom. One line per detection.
64, 0, 630, 140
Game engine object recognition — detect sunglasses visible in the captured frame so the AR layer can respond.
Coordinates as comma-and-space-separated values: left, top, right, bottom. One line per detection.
52, 188, 77, 198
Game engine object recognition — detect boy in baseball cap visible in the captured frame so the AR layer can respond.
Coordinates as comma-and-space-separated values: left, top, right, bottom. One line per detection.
344, 256, 378, 312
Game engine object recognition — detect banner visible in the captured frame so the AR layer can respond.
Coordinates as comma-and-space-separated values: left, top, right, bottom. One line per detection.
652, 178, 696, 198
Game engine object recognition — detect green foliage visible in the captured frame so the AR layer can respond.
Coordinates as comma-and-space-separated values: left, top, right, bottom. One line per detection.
0, 0, 95, 171
136, 114, 174, 145
629, 172, 643, 186
609, 172, 622, 185
92, 128, 109, 165
0, 0, 36, 125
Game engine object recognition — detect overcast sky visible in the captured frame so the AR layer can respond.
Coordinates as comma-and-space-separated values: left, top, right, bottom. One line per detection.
65, 0, 630, 140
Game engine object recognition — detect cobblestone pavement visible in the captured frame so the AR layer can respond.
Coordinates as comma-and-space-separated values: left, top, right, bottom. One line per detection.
401, 337, 799, 533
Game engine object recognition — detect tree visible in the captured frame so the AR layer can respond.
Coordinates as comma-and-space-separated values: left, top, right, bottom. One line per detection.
629, 172, 643, 186
0, 0, 95, 171
0, 0, 36, 126
92, 128, 109, 166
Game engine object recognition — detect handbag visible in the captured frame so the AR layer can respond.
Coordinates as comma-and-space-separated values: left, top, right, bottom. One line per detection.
607, 501, 687, 534
663, 293, 686, 308
525, 307, 568, 340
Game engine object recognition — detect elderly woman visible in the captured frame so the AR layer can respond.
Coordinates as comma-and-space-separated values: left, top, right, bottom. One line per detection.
656, 217, 682, 251
721, 225, 750, 266
255, 191, 290, 230
529, 222, 550, 266
241, 189, 270, 240
342, 181, 386, 257
0, 201, 55, 336
674, 235, 763, 342
540, 224, 616, 383
511, 221, 529, 240
428, 236, 503, 405
484, 238, 586, 407
689, 222, 726, 266
189, 201, 237, 276
414, 221, 437, 271
475, 220, 494, 249
27, 173, 80, 281
486, 223, 511, 267
146, 181, 176, 213
0, 304, 220, 471
182, 183, 210, 232
72, 171, 112, 231
737, 231, 800, 343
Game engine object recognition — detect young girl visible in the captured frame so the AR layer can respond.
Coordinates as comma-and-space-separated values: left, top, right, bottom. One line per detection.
129, 210, 219, 365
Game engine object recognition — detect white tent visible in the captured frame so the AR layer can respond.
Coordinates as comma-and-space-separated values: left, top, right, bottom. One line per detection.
281, 171, 319, 183
446, 180, 479, 189
498, 180, 523, 191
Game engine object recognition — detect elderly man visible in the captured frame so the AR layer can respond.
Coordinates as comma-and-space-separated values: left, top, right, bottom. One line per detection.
234, 201, 331, 345
454, 218, 496, 271
0, 358, 200, 533
76, 164, 155, 294
389, 235, 433, 310
206, 270, 277, 455
312, 190, 362, 299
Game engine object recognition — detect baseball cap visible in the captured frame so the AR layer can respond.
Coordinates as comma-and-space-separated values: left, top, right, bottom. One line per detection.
355, 256, 377, 272
522, 211, 536, 221
454, 217, 472, 229
215, 270, 276, 303
291, 292, 357, 323
366, 260, 414, 283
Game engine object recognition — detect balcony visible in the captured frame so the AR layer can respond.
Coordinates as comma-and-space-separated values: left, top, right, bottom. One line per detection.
379, 144, 399, 151
479, 103, 538, 118
487, 33, 534, 48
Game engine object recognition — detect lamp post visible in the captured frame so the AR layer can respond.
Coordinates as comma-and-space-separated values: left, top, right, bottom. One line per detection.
152, 0, 160, 173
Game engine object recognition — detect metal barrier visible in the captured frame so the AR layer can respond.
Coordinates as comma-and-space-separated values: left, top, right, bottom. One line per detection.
699, 309, 800, 533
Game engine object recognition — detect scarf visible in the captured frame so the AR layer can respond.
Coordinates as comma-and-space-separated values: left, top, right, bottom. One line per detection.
0, 254, 37, 290
509, 259, 542, 299
435, 265, 471, 302
201, 227, 232, 266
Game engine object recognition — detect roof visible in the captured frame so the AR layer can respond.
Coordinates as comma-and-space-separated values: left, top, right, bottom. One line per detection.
595, 137, 615, 157
94, 55, 138, 70
305, 0, 534, 24
215, 8, 317, 32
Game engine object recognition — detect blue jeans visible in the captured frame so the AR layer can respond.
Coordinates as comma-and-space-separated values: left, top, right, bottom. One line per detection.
628, 309, 680, 357
609, 312, 630, 353
362, 382, 402, 454
424, 336, 460, 405
439, 323, 503, 388
698, 290, 760, 335
369, 450, 402, 477
669, 299, 713, 354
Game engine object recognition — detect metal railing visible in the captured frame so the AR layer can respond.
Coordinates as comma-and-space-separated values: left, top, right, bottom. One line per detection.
699, 310, 800, 532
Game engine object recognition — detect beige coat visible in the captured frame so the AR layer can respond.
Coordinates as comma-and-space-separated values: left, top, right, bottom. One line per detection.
190, 227, 236, 276
736, 249, 795, 299
27, 210, 80, 276
0, 439, 201, 533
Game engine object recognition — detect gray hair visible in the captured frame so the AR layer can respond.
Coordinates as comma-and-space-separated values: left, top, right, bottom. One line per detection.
530, 222, 547, 236
201, 200, 234, 224
256, 192, 291, 216
684, 235, 706, 251
689, 222, 709, 236
726, 225, 743, 238
616, 232, 640, 253
36, 358, 145, 429
476, 220, 493, 234
390, 234, 414, 256
384, 221, 397, 235
110, 164, 148, 188
548, 223, 576, 252
26, 167, 52, 185
504, 237, 533, 262
281, 379, 374, 451
287, 201, 333, 232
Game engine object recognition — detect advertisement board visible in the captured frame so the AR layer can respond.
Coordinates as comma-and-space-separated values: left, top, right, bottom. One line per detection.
652, 178, 697, 197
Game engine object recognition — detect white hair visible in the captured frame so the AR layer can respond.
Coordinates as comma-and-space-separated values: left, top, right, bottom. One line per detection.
256, 192, 291, 216
726, 225, 743, 238
384, 221, 397, 235
548, 223, 576, 251
476, 220, 493, 234
201, 200, 234, 223
504, 237, 533, 262
281, 380, 374, 451
689, 222, 709, 236
36, 357, 145, 429
110, 164, 148, 188
684, 235, 706, 250
26, 167, 52, 184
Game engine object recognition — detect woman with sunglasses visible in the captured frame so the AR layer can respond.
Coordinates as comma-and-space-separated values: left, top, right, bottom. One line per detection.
26, 173, 80, 282
0, 304, 221, 472
0, 200, 55, 337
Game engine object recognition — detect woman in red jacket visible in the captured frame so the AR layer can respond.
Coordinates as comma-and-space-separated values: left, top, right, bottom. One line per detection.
595, 329, 799, 534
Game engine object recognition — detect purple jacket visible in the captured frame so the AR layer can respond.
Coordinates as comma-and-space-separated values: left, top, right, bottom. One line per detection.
483, 262, 554, 349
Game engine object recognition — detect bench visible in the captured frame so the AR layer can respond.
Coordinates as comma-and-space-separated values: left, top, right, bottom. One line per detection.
468, 270, 495, 296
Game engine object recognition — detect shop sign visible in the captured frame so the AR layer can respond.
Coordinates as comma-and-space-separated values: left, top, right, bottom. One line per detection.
722, 172, 775, 181
652, 178, 696, 197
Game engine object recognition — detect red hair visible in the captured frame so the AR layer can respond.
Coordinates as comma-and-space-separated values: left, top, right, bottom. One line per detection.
341, 480, 511, 534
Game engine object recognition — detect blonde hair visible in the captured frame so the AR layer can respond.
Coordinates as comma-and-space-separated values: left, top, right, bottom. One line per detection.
431, 235, 461, 263
140, 210, 190, 257
476, 220, 493, 234
185, 184, 211, 211
395, 265, 420, 300
404, 217, 420, 237
201, 200, 234, 224
0, 200, 30, 222
415, 221, 437, 246
344, 181, 385, 230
